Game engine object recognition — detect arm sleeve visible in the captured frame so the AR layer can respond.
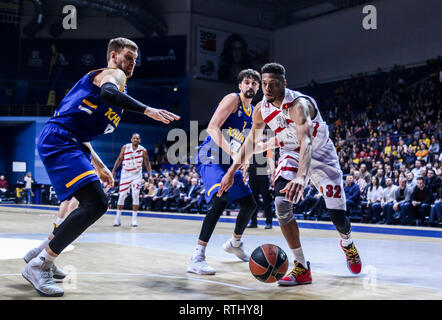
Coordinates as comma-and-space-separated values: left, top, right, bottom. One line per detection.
100, 82, 147, 114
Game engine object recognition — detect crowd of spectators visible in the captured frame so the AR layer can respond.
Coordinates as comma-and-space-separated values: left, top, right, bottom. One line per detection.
292, 58, 442, 226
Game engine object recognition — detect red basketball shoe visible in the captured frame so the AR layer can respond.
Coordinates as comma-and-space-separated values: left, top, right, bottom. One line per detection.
277, 261, 312, 286
340, 240, 362, 274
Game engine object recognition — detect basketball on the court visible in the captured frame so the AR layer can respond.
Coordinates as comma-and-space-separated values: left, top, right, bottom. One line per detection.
249, 244, 288, 283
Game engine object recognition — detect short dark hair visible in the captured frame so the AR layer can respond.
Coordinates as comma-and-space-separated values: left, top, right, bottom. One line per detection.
416, 177, 424, 182
107, 37, 138, 61
237, 69, 261, 83
261, 62, 286, 79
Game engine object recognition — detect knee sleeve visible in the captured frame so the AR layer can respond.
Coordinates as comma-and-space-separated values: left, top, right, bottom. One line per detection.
328, 209, 351, 235
275, 196, 294, 226
234, 194, 257, 235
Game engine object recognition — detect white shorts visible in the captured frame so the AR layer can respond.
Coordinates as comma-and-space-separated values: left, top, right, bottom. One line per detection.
118, 171, 143, 206
274, 139, 346, 211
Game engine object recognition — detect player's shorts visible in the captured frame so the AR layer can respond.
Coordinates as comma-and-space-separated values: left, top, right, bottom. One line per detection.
274, 139, 346, 211
197, 163, 251, 203
118, 171, 143, 205
37, 123, 99, 202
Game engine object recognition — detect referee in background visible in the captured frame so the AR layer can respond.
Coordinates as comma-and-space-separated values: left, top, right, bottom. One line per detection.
246, 135, 275, 229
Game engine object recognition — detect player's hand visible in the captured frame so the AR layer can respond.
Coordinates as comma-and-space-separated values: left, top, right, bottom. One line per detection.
97, 167, 114, 188
280, 177, 305, 204
145, 107, 180, 124
217, 171, 234, 197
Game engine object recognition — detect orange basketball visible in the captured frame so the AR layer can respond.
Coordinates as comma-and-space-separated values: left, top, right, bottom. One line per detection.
249, 244, 289, 283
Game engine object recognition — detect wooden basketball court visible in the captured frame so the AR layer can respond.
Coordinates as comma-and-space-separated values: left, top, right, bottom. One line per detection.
1, 204, 441, 300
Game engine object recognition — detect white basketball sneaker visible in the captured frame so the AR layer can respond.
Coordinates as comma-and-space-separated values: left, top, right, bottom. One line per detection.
131, 219, 138, 227
222, 239, 250, 262
23, 247, 66, 280
187, 255, 216, 275
22, 257, 64, 297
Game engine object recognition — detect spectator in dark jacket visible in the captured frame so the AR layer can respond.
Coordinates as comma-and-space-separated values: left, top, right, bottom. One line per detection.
151, 181, 168, 211
163, 179, 181, 211
345, 175, 360, 216
429, 185, 442, 227
179, 178, 201, 213
403, 177, 434, 225
425, 169, 441, 195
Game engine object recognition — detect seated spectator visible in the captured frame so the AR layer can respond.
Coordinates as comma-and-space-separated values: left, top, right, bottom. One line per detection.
403, 177, 434, 225
298, 183, 325, 219
140, 182, 157, 211
354, 170, 367, 193
151, 181, 168, 211
411, 160, 423, 179
0, 175, 8, 198
366, 176, 384, 223
381, 177, 398, 224
406, 172, 416, 189
429, 185, 442, 227
376, 168, 386, 188
404, 148, 417, 168
163, 179, 181, 211
385, 177, 413, 225
425, 168, 441, 195
344, 175, 360, 216
359, 163, 370, 183
179, 178, 201, 213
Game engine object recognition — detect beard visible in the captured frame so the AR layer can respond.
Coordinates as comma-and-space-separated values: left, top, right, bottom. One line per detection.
244, 89, 255, 99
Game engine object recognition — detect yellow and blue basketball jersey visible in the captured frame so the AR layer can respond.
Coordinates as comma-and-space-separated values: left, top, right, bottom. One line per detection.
197, 93, 254, 203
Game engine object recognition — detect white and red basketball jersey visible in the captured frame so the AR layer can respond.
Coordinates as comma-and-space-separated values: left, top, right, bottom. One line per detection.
261, 88, 345, 210
121, 143, 145, 176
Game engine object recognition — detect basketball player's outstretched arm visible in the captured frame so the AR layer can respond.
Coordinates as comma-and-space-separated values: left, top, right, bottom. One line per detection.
217, 102, 266, 196
280, 97, 313, 203
111, 145, 126, 178
95, 68, 180, 124
206, 93, 242, 157
83, 142, 114, 187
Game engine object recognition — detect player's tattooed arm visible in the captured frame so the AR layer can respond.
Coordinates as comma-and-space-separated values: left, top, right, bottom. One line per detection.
83, 142, 114, 187
217, 102, 266, 196
206, 93, 241, 157
280, 97, 313, 202
111, 145, 125, 178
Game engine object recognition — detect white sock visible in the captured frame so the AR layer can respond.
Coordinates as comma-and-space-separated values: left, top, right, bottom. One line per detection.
37, 238, 50, 252
195, 244, 206, 258
34, 249, 56, 265
115, 210, 122, 223
291, 247, 306, 267
340, 234, 353, 248
132, 211, 137, 221
56, 217, 65, 226
231, 236, 242, 248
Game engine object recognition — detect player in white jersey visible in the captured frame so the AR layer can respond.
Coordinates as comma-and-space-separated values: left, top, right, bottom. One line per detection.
111, 133, 152, 227
218, 63, 362, 286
